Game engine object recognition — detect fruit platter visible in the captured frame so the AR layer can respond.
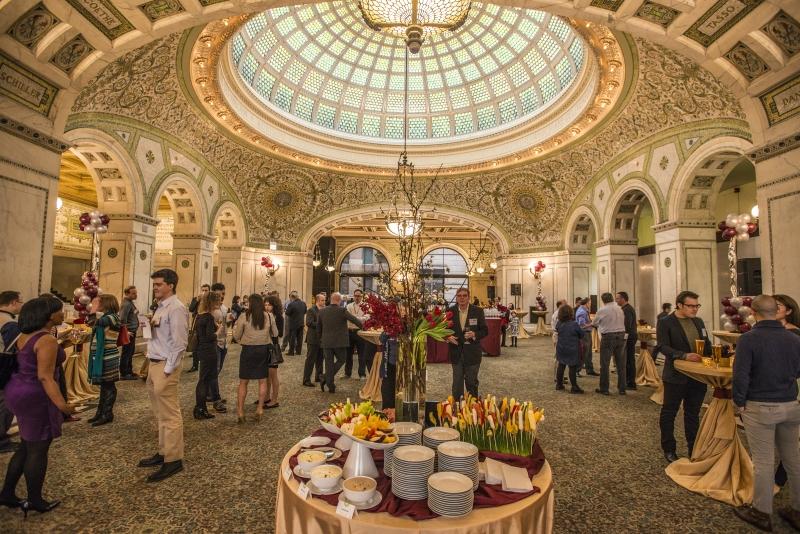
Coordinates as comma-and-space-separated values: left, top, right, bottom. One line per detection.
318, 398, 378, 451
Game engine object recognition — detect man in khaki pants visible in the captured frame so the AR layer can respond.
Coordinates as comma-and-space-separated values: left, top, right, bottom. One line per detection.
138, 269, 188, 482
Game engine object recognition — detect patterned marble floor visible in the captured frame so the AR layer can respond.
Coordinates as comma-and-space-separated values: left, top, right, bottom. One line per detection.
0, 336, 792, 533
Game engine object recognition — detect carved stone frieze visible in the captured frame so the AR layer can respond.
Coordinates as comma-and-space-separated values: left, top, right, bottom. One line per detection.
634, 2, 680, 28
762, 11, 800, 57
724, 42, 769, 80
50, 35, 95, 74
6, 3, 60, 48
69, 31, 746, 250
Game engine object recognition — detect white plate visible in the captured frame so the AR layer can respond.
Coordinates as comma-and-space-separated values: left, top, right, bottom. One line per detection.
438, 441, 478, 458
339, 491, 383, 510
300, 436, 331, 448
424, 427, 460, 441
428, 472, 473, 493
318, 416, 343, 436
393, 445, 435, 463
298, 446, 342, 462
308, 478, 343, 496
394, 422, 423, 435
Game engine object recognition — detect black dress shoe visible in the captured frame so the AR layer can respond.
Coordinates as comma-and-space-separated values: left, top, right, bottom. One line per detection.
619, 391, 627, 396
555, 385, 566, 391
138, 453, 164, 468
734, 505, 773, 532
193, 407, 215, 420
664, 451, 679, 463
0, 494, 23, 509
303, 381, 314, 387
595, 388, 609, 395
146, 460, 184, 482
87, 413, 101, 424
320, 379, 326, 392
627, 384, 638, 390
22, 499, 60, 518
91, 416, 113, 427
187, 367, 198, 373
328, 385, 336, 394
570, 387, 585, 394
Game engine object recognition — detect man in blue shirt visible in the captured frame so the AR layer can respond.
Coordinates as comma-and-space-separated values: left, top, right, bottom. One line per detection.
575, 298, 598, 376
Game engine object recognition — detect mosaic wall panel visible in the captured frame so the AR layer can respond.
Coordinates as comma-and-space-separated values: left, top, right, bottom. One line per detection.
760, 74, 800, 126
634, 2, 680, 28
762, 11, 800, 57
198, 0, 228, 5
65, 0, 135, 40
50, 35, 95, 74
683, 0, 763, 47
139, 0, 185, 22
68, 34, 746, 249
723, 42, 769, 80
0, 52, 58, 115
589, 0, 625, 12
6, 3, 60, 49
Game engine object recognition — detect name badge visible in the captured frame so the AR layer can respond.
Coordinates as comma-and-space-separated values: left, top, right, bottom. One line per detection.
701, 328, 707, 338
469, 318, 477, 326
297, 481, 310, 500
336, 500, 357, 519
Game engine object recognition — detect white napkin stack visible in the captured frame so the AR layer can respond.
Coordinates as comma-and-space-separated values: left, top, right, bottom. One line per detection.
500, 464, 534, 493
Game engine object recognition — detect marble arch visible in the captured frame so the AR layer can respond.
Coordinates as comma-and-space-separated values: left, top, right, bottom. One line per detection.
62, 128, 143, 214
603, 178, 662, 242
151, 173, 208, 235
668, 136, 754, 222
564, 206, 600, 251
212, 200, 246, 248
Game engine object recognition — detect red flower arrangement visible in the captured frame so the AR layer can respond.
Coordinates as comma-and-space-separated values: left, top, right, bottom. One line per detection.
360, 293, 404, 338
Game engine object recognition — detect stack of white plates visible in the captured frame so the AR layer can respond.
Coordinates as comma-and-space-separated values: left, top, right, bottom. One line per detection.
423, 426, 460, 449
385, 422, 423, 478
427, 472, 474, 517
437, 441, 479, 491
391, 445, 435, 500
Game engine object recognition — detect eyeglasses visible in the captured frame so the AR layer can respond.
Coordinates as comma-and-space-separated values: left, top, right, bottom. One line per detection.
681, 303, 702, 309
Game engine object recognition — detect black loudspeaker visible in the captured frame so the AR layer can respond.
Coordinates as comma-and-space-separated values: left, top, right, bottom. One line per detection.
312, 236, 336, 300
590, 295, 598, 314
487, 286, 496, 300
736, 258, 762, 296
510, 284, 521, 296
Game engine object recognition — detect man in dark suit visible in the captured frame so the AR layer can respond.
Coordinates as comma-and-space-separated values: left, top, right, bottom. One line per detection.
446, 288, 488, 400
317, 292, 362, 393
302, 293, 325, 387
284, 291, 307, 356
616, 291, 638, 390
658, 290, 711, 463
187, 284, 210, 372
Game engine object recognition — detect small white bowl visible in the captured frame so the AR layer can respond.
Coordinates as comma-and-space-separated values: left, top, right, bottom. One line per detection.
343, 476, 377, 504
297, 450, 327, 470
310, 464, 342, 490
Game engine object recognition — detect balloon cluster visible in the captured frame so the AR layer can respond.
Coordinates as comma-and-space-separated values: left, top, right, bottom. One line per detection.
73, 271, 102, 321
79, 211, 110, 234
718, 213, 756, 242
261, 256, 274, 269
720, 295, 755, 333
534, 295, 547, 312
532, 260, 546, 276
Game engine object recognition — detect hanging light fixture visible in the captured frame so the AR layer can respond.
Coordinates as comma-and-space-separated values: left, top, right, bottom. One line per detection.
325, 249, 336, 272
312, 243, 322, 268
489, 260, 498, 270
386, 209, 423, 237
358, 0, 472, 53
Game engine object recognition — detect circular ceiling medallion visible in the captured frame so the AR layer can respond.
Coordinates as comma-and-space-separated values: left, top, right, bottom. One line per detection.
517, 194, 537, 212
273, 191, 294, 209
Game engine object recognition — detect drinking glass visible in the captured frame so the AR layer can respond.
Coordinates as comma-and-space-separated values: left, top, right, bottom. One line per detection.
712, 344, 722, 364
695, 339, 705, 355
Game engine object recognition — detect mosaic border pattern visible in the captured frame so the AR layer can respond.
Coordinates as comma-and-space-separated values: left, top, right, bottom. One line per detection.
683, 0, 763, 47
759, 74, 800, 126
65, 0, 135, 40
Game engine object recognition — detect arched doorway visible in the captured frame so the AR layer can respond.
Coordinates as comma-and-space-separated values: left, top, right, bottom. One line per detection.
420, 247, 469, 304
338, 246, 390, 295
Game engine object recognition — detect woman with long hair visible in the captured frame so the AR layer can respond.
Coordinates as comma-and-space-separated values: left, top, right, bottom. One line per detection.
87, 294, 122, 427
555, 304, 585, 394
193, 292, 222, 420
264, 295, 283, 409
1, 297, 75, 516
232, 294, 277, 422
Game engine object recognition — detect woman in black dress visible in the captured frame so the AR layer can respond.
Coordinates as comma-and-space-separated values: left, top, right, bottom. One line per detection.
193, 292, 221, 420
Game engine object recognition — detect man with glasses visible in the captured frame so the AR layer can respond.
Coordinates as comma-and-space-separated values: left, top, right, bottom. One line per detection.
446, 288, 488, 400
657, 290, 711, 463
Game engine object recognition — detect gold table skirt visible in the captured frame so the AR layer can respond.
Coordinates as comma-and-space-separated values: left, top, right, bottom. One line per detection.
275, 442, 554, 534
664, 360, 753, 506
64, 345, 99, 404
359, 352, 384, 402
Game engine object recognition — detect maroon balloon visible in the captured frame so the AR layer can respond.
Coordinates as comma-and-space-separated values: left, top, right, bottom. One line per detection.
79, 213, 91, 224
738, 322, 752, 333
722, 228, 737, 240
717, 220, 727, 231
724, 306, 737, 316
74, 303, 84, 312
742, 297, 753, 307
100, 214, 110, 225
82, 280, 92, 289
721, 297, 731, 307
747, 223, 756, 235
731, 315, 743, 325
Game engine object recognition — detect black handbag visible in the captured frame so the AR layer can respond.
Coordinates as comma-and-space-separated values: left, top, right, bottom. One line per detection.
267, 314, 284, 365
0, 333, 21, 389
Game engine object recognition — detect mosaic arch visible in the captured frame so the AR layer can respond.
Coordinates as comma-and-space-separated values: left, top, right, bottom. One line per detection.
604, 180, 662, 241
151, 174, 208, 235
212, 200, 247, 247
564, 207, 599, 251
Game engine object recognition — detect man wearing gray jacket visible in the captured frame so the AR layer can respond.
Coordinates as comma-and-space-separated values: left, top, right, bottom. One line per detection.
317, 292, 362, 393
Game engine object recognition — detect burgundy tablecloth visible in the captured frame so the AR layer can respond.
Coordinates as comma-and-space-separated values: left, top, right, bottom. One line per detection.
481, 318, 502, 356
289, 428, 544, 520
426, 338, 451, 364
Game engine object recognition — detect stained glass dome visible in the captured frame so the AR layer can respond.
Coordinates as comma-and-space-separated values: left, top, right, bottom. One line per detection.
228, 1, 586, 143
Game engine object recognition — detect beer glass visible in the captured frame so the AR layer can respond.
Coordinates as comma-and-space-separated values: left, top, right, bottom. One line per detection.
695, 338, 705, 355
712, 344, 722, 364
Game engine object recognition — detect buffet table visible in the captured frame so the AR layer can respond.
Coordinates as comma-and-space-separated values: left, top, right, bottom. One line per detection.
275, 433, 554, 534
481, 318, 502, 357
664, 359, 753, 506
531, 312, 548, 337
426, 338, 451, 364
63, 341, 98, 405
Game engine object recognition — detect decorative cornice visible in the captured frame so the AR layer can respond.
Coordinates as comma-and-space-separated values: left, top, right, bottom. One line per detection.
747, 133, 800, 163
593, 239, 639, 247
0, 115, 69, 154
0, 156, 58, 181
652, 220, 716, 232
108, 212, 160, 226
757, 172, 800, 190
172, 233, 216, 243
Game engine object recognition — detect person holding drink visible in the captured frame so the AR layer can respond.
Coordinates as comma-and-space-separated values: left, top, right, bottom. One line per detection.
446, 288, 488, 400
657, 290, 712, 463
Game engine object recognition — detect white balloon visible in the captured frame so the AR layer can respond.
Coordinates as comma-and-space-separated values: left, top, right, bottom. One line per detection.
723, 321, 737, 332
79, 295, 91, 306
730, 296, 743, 308
740, 214, 751, 224
746, 316, 756, 325
737, 306, 751, 317
725, 213, 739, 227
96, 287, 102, 295
736, 223, 749, 234
90, 210, 100, 219
73, 287, 85, 298
737, 232, 750, 241
96, 226, 108, 234
90, 217, 101, 226
85, 226, 97, 233
720, 313, 730, 323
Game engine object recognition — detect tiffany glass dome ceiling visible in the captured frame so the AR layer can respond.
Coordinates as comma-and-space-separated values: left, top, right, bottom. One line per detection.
228, 2, 586, 144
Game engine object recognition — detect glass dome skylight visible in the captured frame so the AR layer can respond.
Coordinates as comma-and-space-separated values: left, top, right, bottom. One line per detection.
229, 1, 585, 142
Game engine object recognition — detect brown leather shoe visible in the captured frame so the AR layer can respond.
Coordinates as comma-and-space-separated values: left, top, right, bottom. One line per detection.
734, 505, 773, 532
778, 507, 800, 531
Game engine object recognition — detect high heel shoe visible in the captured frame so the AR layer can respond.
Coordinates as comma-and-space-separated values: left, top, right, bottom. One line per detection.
21, 499, 60, 518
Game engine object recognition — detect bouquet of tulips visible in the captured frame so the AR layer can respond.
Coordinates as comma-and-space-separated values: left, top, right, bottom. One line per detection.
431, 394, 544, 456
413, 306, 454, 342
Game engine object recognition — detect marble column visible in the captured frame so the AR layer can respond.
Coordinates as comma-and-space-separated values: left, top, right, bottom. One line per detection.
97, 214, 158, 312
594, 240, 638, 302
653, 222, 719, 328
172, 234, 215, 304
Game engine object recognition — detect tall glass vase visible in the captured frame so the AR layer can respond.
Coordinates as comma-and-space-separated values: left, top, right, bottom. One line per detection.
394, 334, 427, 425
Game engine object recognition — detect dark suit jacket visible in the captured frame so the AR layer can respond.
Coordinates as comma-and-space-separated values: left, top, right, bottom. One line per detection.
448, 305, 488, 366
317, 304, 362, 349
305, 305, 321, 345
657, 313, 711, 384
286, 299, 308, 330
621, 303, 637, 337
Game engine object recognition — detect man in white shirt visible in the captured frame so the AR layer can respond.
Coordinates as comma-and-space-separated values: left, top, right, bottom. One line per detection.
138, 269, 189, 482
345, 290, 368, 378
592, 292, 628, 396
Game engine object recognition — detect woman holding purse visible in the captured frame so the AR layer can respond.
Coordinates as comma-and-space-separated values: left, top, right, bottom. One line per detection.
264, 295, 283, 409
232, 294, 277, 422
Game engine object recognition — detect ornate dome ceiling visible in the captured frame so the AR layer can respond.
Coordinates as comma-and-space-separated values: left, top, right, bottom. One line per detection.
229, 2, 585, 144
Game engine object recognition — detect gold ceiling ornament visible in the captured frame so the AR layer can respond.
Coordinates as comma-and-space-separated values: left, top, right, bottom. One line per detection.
357, 0, 471, 53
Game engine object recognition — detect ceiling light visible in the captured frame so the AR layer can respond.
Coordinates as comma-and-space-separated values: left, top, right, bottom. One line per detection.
489, 260, 497, 270
751, 204, 759, 218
